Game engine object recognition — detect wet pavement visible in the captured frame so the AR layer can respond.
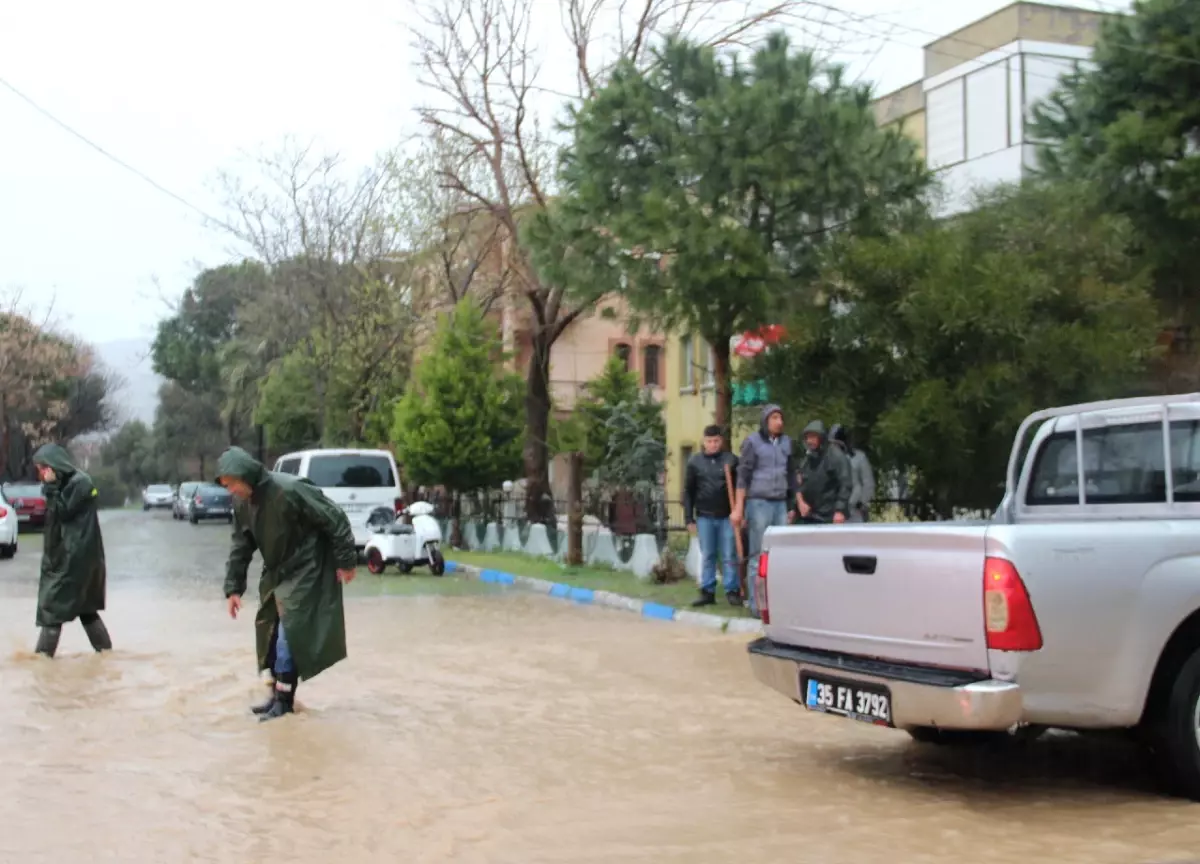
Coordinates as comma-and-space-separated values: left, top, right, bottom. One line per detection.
0, 509, 1198, 862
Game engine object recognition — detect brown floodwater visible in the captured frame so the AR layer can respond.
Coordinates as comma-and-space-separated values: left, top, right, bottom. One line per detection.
0, 510, 1198, 863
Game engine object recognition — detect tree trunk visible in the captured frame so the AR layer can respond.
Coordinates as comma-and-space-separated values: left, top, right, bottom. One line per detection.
712, 335, 734, 450
523, 332, 554, 522
566, 451, 583, 566
0, 395, 8, 480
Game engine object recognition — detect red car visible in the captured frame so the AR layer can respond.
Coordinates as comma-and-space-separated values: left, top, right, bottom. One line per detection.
2, 482, 46, 529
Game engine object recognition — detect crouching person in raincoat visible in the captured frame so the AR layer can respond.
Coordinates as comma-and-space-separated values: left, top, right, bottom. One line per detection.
32, 443, 112, 657
216, 447, 358, 722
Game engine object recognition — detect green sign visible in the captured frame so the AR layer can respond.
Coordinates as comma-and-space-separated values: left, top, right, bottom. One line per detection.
732, 379, 770, 406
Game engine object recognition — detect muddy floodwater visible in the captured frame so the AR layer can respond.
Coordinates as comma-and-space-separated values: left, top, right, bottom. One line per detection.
1, 510, 1199, 862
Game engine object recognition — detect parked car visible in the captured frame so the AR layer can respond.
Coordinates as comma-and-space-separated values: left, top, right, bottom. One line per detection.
0, 487, 18, 559
142, 484, 175, 511
273, 449, 402, 550
186, 483, 234, 524
172, 482, 199, 520
747, 392, 1200, 801
2, 481, 46, 529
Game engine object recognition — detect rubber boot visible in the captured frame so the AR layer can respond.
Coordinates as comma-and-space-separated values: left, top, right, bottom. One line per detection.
81, 614, 112, 652
259, 671, 297, 722
35, 625, 62, 658
250, 684, 277, 715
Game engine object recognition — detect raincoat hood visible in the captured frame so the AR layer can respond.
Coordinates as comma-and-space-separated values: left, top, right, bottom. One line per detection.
759, 404, 784, 434
33, 443, 78, 478
802, 420, 827, 440
215, 447, 268, 486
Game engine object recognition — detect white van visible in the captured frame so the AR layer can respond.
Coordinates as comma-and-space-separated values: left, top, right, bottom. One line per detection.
272, 448, 402, 549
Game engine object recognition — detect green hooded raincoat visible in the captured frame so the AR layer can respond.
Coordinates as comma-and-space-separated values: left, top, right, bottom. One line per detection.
33, 443, 107, 627
218, 447, 357, 681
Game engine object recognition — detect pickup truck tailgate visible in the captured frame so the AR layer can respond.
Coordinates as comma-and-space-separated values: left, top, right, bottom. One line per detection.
762, 524, 991, 673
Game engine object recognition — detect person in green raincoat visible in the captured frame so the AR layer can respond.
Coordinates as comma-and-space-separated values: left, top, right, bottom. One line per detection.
217, 446, 358, 722
32, 443, 112, 657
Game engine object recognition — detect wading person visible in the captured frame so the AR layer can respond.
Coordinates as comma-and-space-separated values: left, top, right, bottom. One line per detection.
32, 443, 112, 658
732, 404, 796, 617
217, 446, 358, 722
685, 425, 741, 607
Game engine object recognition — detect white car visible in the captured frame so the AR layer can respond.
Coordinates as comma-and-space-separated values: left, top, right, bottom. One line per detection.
142, 484, 175, 511
273, 449, 403, 550
0, 488, 18, 559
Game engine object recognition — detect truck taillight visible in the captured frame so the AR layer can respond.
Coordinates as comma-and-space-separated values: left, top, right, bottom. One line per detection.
983, 557, 1042, 652
0, 507, 7, 518
757, 551, 770, 625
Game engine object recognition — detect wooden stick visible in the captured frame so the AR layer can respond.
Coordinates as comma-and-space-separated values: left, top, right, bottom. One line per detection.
724, 462, 747, 598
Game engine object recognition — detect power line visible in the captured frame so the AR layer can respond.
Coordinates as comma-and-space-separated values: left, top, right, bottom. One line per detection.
0, 73, 231, 230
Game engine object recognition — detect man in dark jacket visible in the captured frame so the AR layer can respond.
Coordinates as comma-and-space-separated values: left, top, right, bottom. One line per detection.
31, 443, 112, 658
795, 420, 853, 524
733, 404, 798, 616
217, 447, 358, 722
685, 424, 740, 607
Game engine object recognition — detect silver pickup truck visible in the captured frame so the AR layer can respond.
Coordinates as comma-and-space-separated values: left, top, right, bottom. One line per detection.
747, 393, 1200, 799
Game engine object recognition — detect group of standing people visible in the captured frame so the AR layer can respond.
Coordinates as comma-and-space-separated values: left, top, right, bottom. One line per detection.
29, 442, 357, 724
682, 404, 875, 612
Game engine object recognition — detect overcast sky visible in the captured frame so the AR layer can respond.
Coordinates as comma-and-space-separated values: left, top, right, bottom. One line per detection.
0, 0, 1123, 348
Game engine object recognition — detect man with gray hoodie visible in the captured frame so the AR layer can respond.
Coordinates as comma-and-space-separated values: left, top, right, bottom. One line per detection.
732, 404, 797, 615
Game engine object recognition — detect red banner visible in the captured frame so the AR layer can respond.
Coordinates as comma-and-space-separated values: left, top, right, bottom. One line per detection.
732, 324, 785, 358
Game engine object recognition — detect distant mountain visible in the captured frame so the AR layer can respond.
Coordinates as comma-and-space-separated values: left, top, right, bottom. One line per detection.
95, 338, 162, 428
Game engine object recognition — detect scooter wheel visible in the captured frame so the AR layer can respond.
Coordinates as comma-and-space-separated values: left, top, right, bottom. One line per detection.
430, 549, 446, 576
366, 548, 387, 575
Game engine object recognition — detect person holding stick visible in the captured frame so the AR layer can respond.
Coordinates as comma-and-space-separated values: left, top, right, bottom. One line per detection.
684, 425, 742, 607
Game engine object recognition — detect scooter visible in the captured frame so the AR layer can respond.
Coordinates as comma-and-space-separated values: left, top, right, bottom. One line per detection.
363, 501, 446, 576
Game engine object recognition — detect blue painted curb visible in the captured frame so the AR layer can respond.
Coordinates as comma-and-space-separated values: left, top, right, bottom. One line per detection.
444, 560, 764, 636
641, 602, 676, 621
567, 586, 595, 604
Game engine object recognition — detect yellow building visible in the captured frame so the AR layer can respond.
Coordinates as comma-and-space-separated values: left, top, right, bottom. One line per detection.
662, 332, 762, 502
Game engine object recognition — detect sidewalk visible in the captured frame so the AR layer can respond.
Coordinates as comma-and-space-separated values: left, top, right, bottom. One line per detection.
445, 550, 764, 634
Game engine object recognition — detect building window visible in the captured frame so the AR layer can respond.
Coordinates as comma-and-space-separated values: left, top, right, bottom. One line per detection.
965, 60, 1008, 160
926, 77, 965, 169
703, 342, 716, 388
680, 335, 694, 389
614, 342, 632, 371
680, 446, 694, 498
642, 344, 661, 387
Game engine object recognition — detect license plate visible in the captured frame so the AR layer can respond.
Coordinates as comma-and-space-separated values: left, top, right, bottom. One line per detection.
802, 673, 892, 726
341, 504, 366, 513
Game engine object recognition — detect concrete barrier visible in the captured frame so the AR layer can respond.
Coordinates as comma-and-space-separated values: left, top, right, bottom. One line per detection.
502, 524, 524, 553
629, 534, 661, 581
525, 523, 554, 557
483, 522, 501, 552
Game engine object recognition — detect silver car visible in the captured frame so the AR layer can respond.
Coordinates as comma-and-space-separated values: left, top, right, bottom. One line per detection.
142, 484, 174, 511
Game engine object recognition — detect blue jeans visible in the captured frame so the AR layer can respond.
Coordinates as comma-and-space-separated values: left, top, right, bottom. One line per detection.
697, 516, 739, 595
274, 619, 295, 676
746, 498, 789, 615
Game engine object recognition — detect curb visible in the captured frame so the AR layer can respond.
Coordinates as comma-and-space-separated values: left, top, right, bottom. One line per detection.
445, 560, 765, 636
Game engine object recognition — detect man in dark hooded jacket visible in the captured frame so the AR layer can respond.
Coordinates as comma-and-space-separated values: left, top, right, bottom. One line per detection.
216, 447, 358, 722
31, 443, 112, 657
794, 420, 853, 524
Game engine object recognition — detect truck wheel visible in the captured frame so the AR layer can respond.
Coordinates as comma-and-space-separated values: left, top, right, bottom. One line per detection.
366, 548, 387, 575
0, 542, 15, 559
1147, 645, 1200, 800
906, 727, 1014, 747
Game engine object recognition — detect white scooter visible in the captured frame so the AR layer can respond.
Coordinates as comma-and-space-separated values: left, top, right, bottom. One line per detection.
363, 501, 446, 576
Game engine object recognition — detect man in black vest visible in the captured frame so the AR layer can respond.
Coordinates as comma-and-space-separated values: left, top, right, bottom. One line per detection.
685, 425, 741, 607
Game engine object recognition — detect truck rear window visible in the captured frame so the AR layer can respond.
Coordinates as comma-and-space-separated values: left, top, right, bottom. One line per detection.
1028, 422, 1167, 505
307, 455, 395, 488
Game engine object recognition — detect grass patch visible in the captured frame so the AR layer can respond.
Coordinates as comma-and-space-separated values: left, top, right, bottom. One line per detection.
445, 549, 754, 617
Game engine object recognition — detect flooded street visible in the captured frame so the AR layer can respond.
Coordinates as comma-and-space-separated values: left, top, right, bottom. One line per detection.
0, 510, 1198, 862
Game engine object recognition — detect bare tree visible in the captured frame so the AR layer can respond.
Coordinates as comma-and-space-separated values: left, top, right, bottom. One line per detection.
393, 130, 516, 348
411, 0, 831, 518
216, 142, 414, 445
